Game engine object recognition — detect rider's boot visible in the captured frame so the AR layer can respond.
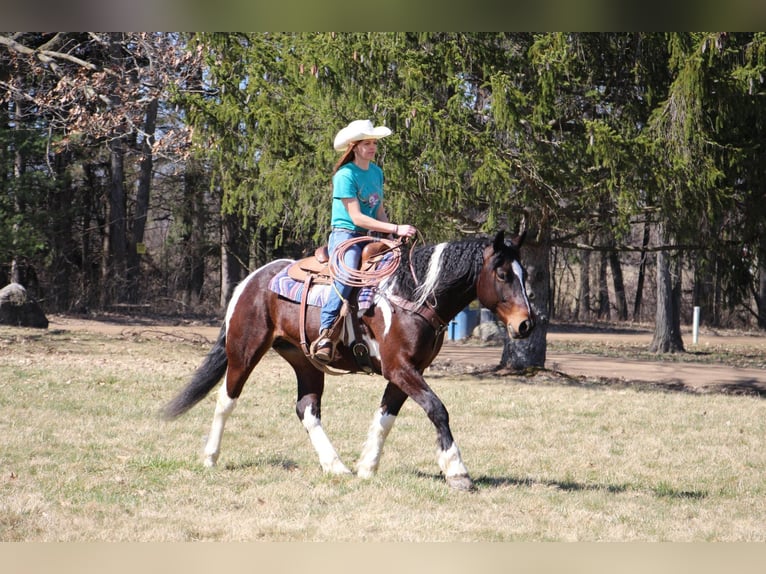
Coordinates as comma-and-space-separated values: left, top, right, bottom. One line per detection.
312, 328, 335, 363
311, 308, 346, 364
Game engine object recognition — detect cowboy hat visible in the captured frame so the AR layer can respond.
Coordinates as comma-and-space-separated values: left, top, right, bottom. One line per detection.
333, 119, 392, 152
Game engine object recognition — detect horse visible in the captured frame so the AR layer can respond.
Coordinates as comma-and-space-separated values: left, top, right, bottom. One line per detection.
161, 230, 535, 491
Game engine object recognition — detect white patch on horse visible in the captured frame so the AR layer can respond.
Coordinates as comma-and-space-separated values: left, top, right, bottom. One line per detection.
414, 243, 446, 307
302, 406, 352, 475
371, 294, 394, 336
511, 260, 532, 313
224, 259, 293, 333
342, 307, 382, 359
357, 408, 397, 478
362, 332, 381, 360
342, 314, 355, 345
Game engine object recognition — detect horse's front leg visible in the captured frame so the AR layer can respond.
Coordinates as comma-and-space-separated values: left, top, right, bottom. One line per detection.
391, 366, 474, 491
295, 370, 351, 475
357, 382, 408, 479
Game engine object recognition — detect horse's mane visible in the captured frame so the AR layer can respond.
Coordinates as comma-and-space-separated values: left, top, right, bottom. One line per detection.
389, 237, 492, 306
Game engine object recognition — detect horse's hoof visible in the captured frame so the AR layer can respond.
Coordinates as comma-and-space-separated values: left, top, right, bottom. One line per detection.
357, 467, 376, 479
203, 455, 218, 468
325, 460, 353, 475
446, 474, 475, 491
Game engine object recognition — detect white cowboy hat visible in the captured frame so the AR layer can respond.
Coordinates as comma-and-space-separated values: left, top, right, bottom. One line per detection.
333, 119, 392, 152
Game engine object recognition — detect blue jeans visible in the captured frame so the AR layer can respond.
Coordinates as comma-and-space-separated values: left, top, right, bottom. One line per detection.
319, 228, 367, 331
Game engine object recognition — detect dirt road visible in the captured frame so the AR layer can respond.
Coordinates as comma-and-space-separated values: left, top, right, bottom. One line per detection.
47, 314, 766, 395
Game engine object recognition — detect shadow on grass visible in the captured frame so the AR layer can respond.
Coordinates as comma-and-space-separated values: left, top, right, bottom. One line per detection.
471, 473, 630, 494
416, 470, 709, 499
223, 455, 299, 472
532, 369, 766, 399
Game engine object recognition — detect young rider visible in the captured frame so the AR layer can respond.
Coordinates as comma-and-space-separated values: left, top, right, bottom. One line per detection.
313, 119, 417, 363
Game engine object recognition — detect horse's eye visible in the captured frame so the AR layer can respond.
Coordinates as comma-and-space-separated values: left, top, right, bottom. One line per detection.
496, 269, 507, 281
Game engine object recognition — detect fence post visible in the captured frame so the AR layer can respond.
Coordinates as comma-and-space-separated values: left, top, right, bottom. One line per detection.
692, 306, 700, 345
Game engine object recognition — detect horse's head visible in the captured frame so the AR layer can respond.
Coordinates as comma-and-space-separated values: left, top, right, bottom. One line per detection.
476, 231, 535, 339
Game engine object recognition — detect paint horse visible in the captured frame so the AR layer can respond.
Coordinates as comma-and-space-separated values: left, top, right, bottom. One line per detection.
161, 231, 534, 490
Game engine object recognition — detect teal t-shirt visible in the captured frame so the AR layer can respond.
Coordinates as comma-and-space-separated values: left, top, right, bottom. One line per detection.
330, 162, 384, 233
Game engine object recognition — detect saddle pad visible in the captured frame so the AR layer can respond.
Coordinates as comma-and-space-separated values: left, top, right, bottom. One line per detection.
268, 263, 376, 309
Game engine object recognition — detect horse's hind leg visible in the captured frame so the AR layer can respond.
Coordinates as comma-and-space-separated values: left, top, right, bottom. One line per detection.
203, 383, 237, 467
203, 344, 266, 467
357, 382, 407, 479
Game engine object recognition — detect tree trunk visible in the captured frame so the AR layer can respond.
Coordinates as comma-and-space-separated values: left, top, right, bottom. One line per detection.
220, 212, 247, 309
758, 239, 766, 330
10, 97, 24, 285
712, 255, 722, 327
126, 97, 158, 303
597, 250, 610, 319
103, 33, 128, 306
81, 163, 98, 312
180, 157, 207, 307
106, 135, 128, 304
48, 150, 76, 310
576, 247, 591, 320
759, 259, 766, 330
500, 230, 549, 370
649, 242, 685, 353
609, 250, 628, 321
633, 220, 651, 321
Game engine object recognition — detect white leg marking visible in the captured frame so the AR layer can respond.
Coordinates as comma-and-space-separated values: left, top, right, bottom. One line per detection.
357, 409, 397, 479
302, 407, 352, 475
438, 442, 469, 478
203, 383, 238, 467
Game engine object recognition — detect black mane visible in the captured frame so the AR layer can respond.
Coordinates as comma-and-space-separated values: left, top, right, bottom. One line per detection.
389, 237, 494, 303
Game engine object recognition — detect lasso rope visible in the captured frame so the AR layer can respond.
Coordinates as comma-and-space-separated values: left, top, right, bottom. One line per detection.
328, 236, 405, 288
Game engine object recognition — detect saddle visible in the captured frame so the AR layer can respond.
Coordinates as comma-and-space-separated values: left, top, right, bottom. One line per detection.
291, 240, 391, 375
286, 241, 391, 284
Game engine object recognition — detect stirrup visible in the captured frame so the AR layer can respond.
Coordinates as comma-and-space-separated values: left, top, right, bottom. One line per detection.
311, 329, 336, 364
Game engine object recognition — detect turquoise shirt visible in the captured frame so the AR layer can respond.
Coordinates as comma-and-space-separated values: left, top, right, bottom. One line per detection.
330, 162, 384, 233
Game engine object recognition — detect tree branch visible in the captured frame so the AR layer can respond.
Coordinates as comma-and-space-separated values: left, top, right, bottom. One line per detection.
0, 34, 100, 71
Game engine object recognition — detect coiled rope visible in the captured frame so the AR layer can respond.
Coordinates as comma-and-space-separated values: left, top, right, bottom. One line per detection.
328, 236, 406, 288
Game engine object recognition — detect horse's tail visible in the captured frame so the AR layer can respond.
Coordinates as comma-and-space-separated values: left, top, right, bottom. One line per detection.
161, 324, 228, 419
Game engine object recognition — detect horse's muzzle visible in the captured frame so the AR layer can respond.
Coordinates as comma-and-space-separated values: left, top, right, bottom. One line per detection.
508, 318, 534, 339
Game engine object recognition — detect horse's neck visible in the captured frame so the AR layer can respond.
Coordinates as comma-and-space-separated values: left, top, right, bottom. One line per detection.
431, 287, 477, 322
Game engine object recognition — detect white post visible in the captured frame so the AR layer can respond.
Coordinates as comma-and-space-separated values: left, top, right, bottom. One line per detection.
692, 306, 700, 345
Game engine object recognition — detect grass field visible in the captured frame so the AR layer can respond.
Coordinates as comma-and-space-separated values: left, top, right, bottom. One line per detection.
1, 322, 765, 541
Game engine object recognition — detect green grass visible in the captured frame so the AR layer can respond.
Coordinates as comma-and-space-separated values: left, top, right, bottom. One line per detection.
1, 324, 765, 541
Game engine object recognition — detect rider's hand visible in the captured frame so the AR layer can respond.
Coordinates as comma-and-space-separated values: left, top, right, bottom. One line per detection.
394, 224, 417, 238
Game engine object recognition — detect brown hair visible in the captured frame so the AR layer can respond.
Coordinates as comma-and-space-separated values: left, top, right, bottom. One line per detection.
332, 143, 357, 176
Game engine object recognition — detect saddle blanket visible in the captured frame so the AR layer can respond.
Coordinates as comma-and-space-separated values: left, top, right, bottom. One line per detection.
268, 263, 377, 309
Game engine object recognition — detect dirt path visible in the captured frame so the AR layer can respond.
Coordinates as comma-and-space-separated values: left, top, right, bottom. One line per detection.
436, 343, 766, 395
47, 314, 766, 395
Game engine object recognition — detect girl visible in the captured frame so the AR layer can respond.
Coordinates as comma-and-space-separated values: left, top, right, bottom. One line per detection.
313, 119, 417, 363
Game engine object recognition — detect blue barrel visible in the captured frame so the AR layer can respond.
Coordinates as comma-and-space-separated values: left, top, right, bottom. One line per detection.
448, 307, 479, 340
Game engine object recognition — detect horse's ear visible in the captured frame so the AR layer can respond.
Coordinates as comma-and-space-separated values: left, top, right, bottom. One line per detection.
510, 230, 526, 249
493, 231, 506, 252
